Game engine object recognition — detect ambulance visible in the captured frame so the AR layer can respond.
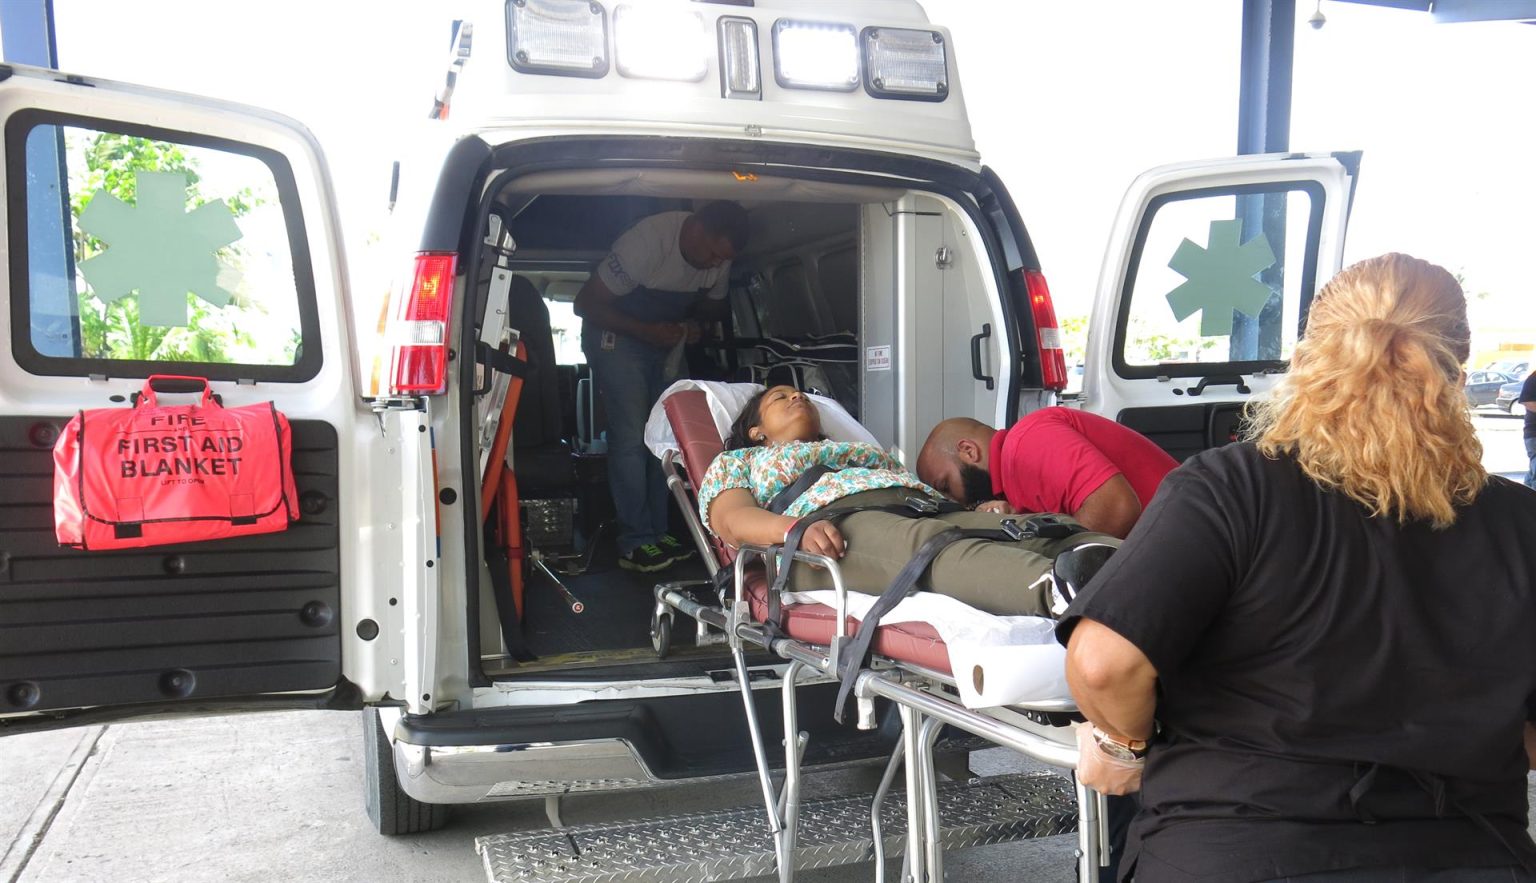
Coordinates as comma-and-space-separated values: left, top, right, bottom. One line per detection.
0, 0, 1356, 873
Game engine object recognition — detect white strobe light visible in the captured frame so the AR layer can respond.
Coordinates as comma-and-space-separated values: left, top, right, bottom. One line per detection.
772, 19, 858, 92
718, 16, 761, 99
615, 4, 709, 82
507, 0, 609, 78
863, 27, 948, 100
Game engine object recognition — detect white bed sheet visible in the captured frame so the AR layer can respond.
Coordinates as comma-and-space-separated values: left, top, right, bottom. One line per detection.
780, 588, 1071, 710
645, 380, 876, 461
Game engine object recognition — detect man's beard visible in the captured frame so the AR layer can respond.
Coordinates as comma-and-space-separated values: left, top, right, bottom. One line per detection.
957, 463, 997, 506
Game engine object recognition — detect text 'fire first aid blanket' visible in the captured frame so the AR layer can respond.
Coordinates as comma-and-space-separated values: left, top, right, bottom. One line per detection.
53, 376, 300, 550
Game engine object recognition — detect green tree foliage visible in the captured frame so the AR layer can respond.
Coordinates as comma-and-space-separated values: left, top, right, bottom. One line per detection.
69, 130, 261, 362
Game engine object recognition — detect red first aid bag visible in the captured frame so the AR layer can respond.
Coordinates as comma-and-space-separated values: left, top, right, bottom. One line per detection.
53, 375, 300, 550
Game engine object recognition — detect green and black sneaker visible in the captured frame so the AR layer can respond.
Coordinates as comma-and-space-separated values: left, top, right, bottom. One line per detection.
620, 543, 672, 573
659, 533, 696, 564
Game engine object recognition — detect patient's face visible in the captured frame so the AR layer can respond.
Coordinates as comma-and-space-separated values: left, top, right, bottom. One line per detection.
754, 386, 822, 444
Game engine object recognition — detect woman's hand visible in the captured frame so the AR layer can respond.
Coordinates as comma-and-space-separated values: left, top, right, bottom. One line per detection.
798, 521, 846, 561
1075, 723, 1145, 795
975, 500, 1017, 515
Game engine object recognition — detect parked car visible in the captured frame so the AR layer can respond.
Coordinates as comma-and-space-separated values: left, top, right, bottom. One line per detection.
1496, 378, 1528, 417
1466, 370, 1515, 407
1486, 359, 1529, 378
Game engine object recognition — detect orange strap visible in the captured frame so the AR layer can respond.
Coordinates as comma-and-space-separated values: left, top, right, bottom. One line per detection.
479, 340, 527, 522
499, 464, 525, 619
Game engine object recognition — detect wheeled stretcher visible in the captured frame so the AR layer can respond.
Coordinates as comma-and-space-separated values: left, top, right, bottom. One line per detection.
647, 387, 1110, 882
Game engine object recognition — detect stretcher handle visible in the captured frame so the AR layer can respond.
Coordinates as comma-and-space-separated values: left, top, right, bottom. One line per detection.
137, 375, 217, 409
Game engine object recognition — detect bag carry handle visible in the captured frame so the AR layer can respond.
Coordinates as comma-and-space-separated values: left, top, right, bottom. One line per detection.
135, 375, 219, 409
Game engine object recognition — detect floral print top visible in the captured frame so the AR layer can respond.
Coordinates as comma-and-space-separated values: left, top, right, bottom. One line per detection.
697, 440, 938, 532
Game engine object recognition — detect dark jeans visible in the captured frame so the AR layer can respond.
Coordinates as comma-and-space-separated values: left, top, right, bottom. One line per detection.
583, 334, 674, 555
1524, 436, 1535, 490
1260, 867, 1534, 882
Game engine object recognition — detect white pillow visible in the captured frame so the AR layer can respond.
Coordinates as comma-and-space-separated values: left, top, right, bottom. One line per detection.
644, 380, 877, 460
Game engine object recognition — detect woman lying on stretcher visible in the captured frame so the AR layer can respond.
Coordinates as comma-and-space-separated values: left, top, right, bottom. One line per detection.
697, 385, 1116, 617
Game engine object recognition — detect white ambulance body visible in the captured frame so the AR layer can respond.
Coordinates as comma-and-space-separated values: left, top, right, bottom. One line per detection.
0, 0, 1355, 857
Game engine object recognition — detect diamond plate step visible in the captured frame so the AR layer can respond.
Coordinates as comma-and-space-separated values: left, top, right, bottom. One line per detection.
476, 772, 1075, 883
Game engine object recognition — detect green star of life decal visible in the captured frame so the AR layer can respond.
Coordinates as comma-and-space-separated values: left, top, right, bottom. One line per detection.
77, 171, 242, 328
1165, 218, 1277, 337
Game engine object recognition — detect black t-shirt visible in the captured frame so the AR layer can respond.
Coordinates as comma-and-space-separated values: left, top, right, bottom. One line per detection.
1058, 444, 1536, 883
1521, 372, 1536, 438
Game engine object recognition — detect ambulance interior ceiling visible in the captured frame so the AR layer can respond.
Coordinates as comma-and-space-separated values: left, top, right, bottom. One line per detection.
493, 169, 902, 272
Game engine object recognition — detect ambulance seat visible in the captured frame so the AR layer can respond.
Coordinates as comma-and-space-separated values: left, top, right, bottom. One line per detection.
507, 275, 573, 496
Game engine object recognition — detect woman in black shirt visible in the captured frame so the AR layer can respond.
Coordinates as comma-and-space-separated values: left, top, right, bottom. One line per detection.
1058, 253, 1536, 882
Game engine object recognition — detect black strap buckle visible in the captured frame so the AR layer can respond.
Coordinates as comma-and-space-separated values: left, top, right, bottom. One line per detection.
999, 518, 1025, 541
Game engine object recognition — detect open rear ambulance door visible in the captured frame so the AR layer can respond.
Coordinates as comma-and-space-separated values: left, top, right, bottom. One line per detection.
1080, 151, 1360, 460
0, 64, 406, 732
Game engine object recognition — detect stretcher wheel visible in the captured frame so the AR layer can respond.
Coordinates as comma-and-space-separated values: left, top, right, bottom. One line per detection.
651, 610, 673, 659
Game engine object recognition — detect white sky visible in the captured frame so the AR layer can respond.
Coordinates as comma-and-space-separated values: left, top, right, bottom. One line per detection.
39, 0, 1536, 344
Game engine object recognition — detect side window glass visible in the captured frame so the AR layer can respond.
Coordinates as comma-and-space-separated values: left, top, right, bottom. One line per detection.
1117, 184, 1322, 377
10, 116, 319, 380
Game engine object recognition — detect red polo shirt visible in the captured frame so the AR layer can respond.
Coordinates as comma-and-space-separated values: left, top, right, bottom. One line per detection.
989, 407, 1177, 515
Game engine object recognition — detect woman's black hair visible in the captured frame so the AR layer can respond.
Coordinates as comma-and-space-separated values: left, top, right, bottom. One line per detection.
726, 389, 769, 450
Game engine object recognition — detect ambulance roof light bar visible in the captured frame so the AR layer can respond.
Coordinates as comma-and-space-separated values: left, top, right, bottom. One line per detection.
507, 0, 609, 78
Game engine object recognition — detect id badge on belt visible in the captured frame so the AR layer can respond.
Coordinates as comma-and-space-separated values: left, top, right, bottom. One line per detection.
600, 330, 617, 351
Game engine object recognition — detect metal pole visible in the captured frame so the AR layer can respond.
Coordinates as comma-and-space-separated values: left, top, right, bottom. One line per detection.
917, 717, 946, 880
1234, 0, 1296, 361
871, 741, 906, 883
0, 0, 57, 67
777, 660, 807, 882
898, 705, 926, 883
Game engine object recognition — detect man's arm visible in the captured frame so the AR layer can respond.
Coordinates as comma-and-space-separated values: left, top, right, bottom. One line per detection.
573, 274, 683, 349
1073, 474, 1142, 539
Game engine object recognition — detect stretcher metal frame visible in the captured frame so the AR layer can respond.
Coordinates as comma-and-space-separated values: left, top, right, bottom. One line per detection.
650, 401, 1109, 883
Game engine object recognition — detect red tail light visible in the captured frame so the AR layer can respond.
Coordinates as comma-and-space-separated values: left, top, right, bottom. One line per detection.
388, 252, 458, 396
1024, 269, 1067, 391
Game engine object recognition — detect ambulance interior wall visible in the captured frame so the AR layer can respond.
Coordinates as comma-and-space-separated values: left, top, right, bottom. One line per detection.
859, 195, 1002, 463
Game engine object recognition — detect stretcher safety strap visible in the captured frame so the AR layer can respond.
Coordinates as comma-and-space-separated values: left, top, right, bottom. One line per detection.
831, 525, 1012, 723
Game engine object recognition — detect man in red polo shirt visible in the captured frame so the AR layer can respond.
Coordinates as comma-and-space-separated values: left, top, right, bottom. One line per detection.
916, 408, 1178, 539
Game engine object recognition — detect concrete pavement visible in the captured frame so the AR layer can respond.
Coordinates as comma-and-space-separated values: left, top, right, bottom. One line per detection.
1, 711, 1079, 883
5, 711, 1536, 883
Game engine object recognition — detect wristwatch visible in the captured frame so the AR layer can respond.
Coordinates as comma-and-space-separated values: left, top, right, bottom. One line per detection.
1091, 726, 1149, 762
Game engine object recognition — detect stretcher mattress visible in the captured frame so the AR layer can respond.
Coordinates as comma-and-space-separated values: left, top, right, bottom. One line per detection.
741, 570, 953, 674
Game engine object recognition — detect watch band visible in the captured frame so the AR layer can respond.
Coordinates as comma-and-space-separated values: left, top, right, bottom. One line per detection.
1091, 726, 1149, 760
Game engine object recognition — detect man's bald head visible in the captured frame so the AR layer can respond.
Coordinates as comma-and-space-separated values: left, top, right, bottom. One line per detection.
916, 418, 999, 505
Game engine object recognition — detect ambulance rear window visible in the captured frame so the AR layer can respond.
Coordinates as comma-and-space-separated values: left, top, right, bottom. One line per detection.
6, 113, 321, 382
1114, 182, 1325, 379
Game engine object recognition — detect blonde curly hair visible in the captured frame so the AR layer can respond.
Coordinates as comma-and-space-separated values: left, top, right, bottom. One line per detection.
1245, 253, 1485, 528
